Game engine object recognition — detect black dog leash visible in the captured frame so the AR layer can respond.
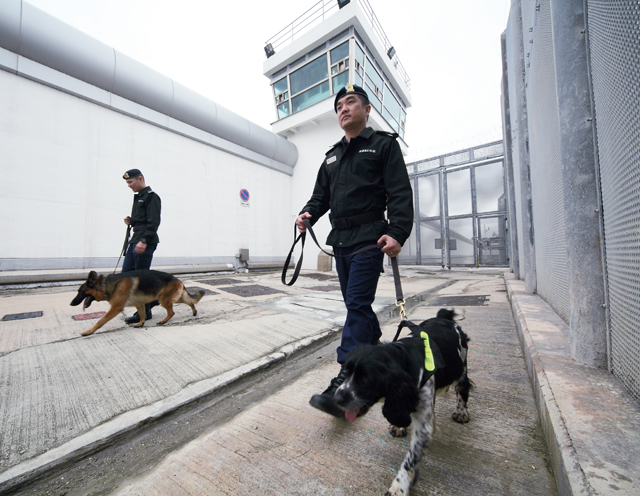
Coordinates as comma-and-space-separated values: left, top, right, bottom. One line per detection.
113, 225, 131, 274
281, 219, 407, 321
282, 218, 381, 286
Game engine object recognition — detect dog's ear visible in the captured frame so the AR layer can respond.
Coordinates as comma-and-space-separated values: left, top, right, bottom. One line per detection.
381, 371, 419, 428
87, 270, 98, 289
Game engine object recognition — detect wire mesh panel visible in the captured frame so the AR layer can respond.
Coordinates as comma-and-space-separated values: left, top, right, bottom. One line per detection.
526, 0, 570, 323
588, 0, 640, 402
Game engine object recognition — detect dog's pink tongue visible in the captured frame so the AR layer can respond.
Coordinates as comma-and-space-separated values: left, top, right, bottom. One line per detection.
345, 409, 358, 423
83, 297, 89, 311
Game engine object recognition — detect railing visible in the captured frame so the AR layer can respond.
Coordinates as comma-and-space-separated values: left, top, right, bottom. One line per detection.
264, 0, 410, 89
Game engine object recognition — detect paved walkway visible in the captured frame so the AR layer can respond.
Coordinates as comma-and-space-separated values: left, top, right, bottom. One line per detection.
0, 266, 638, 495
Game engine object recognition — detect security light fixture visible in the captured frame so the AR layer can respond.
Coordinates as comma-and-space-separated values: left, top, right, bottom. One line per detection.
387, 46, 396, 59
264, 43, 275, 58
337, 0, 351, 8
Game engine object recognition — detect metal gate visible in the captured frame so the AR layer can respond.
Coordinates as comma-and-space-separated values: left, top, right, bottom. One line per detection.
402, 141, 507, 268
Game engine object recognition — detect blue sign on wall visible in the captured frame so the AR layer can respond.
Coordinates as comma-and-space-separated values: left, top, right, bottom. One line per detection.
240, 189, 250, 202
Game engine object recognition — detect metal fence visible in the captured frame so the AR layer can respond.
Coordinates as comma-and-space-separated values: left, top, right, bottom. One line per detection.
503, 0, 640, 403
403, 141, 508, 268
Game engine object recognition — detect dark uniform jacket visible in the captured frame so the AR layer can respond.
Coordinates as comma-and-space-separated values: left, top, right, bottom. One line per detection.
129, 186, 161, 245
301, 127, 413, 248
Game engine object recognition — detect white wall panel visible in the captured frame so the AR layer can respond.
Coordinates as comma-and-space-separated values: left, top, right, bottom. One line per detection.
0, 70, 292, 269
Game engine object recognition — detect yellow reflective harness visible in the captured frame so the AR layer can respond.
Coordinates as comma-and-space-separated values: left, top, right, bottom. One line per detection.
420, 331, 436, 372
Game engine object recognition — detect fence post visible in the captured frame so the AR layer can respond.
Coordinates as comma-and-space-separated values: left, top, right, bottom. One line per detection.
549, 0, 607, 368
500, 32, 520, 279
511, 0, 537, 292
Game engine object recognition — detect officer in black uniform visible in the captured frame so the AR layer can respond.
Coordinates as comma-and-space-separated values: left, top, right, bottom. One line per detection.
122, 168, 161, 324
296, 84, 414, 417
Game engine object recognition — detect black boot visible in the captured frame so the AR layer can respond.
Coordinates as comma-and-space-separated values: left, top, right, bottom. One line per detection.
125, 312, 140, 324
124, 306, 152, 325
309, 368, 347, 418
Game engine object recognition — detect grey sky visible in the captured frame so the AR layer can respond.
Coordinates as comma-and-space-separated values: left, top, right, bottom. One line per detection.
26, 0, 510, 162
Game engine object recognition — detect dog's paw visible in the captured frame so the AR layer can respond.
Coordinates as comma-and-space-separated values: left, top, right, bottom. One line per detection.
389, 425, 407, 438
81, 329, 95, 336
386, 468, 415, 495
452, 408, 470, 423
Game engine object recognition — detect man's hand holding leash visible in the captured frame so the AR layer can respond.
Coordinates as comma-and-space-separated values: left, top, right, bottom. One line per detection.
296, 212, 312, 233
378, 234, 400, 258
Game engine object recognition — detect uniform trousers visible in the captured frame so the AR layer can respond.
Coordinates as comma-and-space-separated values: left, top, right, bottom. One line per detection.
122, 243, 156, 273
334, 240, 384, 364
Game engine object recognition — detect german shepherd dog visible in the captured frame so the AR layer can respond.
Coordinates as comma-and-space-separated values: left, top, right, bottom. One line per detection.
70, 270, 204, 336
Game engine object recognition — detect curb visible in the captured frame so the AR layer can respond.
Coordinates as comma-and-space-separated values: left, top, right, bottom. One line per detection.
0, 329, 338, 493
504, 274, 590, 496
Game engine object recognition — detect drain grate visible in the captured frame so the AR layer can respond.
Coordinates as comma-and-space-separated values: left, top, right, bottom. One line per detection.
72, 312, 106, 321
197, 278, 247, 286
2, 311, 44, 321
429, 295, 489, 307
218, 285, 284, 297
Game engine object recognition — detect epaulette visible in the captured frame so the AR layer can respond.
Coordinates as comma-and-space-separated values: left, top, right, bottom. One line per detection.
375, 130, 399, 140
325, 142, 341, 155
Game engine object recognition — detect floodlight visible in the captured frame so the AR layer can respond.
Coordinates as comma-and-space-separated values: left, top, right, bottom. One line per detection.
264, 43, 275, 58
338, 0, 351, 8
387, 46, 396, 59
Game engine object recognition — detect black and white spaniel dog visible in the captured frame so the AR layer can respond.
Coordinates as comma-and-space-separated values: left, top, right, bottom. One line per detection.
334, 309, 472, 496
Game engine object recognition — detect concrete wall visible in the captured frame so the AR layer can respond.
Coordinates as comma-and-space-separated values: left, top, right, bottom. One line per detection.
501, 0, 610, 370
0, 69, 293, 270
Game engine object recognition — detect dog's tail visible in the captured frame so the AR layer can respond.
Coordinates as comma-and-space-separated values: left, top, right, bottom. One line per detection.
436, 308, 456, 321
182, 287, 205, 305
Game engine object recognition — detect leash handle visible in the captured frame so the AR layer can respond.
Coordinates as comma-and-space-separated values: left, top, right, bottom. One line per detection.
281, 225, 306, 286
281, 218, 383, 286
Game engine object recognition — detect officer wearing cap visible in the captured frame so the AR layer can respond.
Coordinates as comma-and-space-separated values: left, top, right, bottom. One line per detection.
122, 169, 162, 324
296, 84, 414, 418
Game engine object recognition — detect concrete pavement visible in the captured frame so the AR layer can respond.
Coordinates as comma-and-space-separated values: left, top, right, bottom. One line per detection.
0, 266, 450, 491
0, 266, 638, 495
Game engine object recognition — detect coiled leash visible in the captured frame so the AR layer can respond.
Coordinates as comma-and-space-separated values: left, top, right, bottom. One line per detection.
281, 218, 408, 322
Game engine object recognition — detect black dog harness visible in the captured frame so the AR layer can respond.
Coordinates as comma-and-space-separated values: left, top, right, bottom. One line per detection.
393, 320, 446, 388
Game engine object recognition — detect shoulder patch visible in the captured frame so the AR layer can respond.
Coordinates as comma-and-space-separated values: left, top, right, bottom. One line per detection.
375, 130, 399, 140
